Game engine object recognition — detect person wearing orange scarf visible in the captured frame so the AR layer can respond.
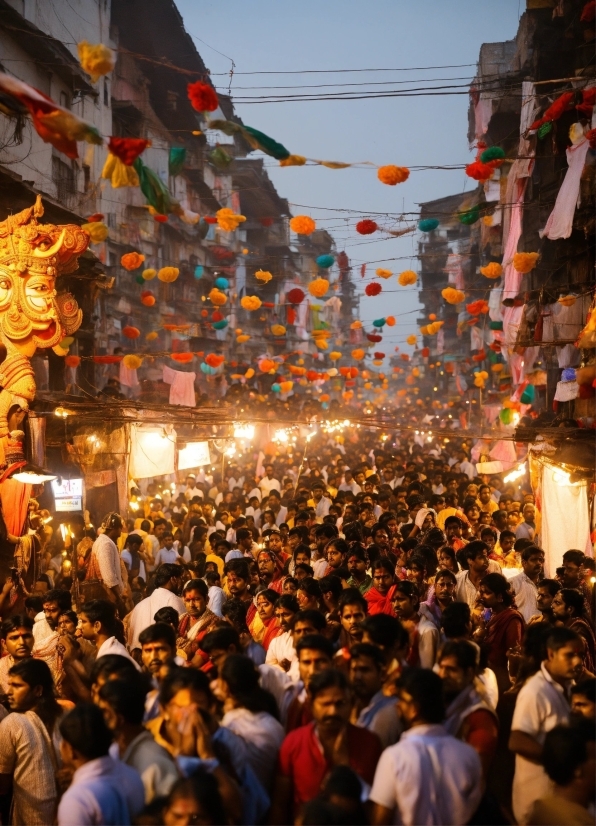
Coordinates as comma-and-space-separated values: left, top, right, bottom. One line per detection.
365, 559, 397, 617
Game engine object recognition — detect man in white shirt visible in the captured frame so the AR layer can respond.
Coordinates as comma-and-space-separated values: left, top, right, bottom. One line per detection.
457, 450, 476, 480
127, 564, 185, 652
86, 514, 126, 614
78, 599, 140, 669
509, 627, 584, 825
259, 464, 281, 497
510, 545, 544, 624
153, 532, 184, 569
308, 481, 331, 522
58, 704, 145, 826
369, 668, 482, 825
265, 595, 300, 675
338, 470, 360, 495
455, 542, 490, 610
183, 474, 204, 501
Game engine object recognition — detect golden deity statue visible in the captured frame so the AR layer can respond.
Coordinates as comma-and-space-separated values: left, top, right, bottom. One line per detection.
0, 195, 89, 468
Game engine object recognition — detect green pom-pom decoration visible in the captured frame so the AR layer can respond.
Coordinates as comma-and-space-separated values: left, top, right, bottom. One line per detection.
212, 320, 228, 330
479, 146, 505, 164
499, 408, 512, 425
458, 206, 480, 225
418, 218, 439, 232
520, 385, 535, 405
372, 318, 386, 328
316, 254, 335, 269
135, 274, 145, 284
537, 121, 552, 140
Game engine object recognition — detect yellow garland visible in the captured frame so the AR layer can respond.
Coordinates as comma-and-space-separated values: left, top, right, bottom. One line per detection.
209, 288, 227, 305
158, 267, 179, 283
81, 221, 108, 243
240, 295, 262, 311
398, 270, 417, 286
216, 208, 246, 232
77, 41, 115, 83
255, 269, 273, 283
375, 268, 393, 279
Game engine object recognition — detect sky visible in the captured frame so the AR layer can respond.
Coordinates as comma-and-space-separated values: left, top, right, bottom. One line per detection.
176, 0, 522, 348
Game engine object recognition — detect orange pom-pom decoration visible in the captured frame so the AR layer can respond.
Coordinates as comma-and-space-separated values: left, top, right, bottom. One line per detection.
513, 252, 539, 273
123, 325, 140, 339
378, 165, 410, 185
200, 309, 209, 318
259, 359, 275, 373
385, 316, 396, 327
171, 353, 194, 364
121, 251, 145, 271
365, 282, 382, 297
356, 219, 378, 235
466, 300, 489, 315
205, 353, 224, 368
428, 313, 437, 321
351, 349, 365, 361
320, 393, 330, 403
465, 161, 495, 182
290, 215, 316, 235
442, 287, 465, 304
398, 270, 417, 287
141, 291, 156, 307
65, 355, 81, 368
400, 353, 410, 362
308, 278, 329, 298
187, 81, 218, 112
480, 262, 503, 279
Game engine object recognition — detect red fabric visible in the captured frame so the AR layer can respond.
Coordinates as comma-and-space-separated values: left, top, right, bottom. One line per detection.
108, 137, 150, 165
246, 602, 257, 627
285, 696, 312, 733
187, 81, 218, 112
0, 478, 32, 536
577, 87, 596, 117
529, 91, 575, 131
464, 709, 499, 767
262, 618, 281, 651
365, 585, 397, 616
484, 608, 524, 670
278, 723, 382, 813
581, 0, 596, 21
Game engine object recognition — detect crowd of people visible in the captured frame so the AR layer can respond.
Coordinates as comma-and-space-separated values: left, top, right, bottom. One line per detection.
0, 428, 594, 825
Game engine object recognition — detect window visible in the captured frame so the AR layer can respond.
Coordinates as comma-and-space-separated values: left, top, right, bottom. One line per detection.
104, 79, 109, 107
52, 156, 76, 202
59, 91, 70, 110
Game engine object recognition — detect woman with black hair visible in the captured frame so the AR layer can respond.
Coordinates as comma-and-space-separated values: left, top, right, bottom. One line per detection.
476, 573, 525, 692
219, 654, 284, 791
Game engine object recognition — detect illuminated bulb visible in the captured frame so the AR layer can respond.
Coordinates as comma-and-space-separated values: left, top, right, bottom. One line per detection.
504, 463, 527, 484
234, 424, 255, 440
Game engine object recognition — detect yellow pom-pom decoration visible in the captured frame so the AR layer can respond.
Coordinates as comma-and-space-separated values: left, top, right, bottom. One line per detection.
209, 288, 227, 306
329, 351, 342, 361
123, 354, 143, 370
308, 278, 329, 298
491, 364, 504, 373
364, 381, 372, 389
480, 262, 503, 279
271, 324, 286, 336
279, 381, 293, 393
442, 287, 465, 304
142, 268, 157, 281
81, 221, 108, 243
420, 325, 429, 335
351, 348, 365, 360
236, 334, 250, 343
240, 295, 262, 311
77, 41, 115, 83
290, 215, 316, 235
245, 368, 255, 379
158, 267, 179, 283
375, 268, 393, 279
255, 270, 273, 283
407, 334, 417, 346
377, 165, 410, 185
398, 270, 417, 287
216, 208, 246, 232
314, 338, 329, 349
146, 331, 158, 341
513, 252, 539, 273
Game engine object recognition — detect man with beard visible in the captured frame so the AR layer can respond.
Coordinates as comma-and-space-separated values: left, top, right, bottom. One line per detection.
0, 615, 34, 697
265, 594, 300, 673
455, 541, 490, 609
257, 548, 283, 593
510, 546, 545, 624
349, 642, 401, 749
529, 579, 561, 627
337, 588, 367, 651
420, 568, 456, 629
32, 589, 72, 688
127, 564, 185, 653
225, 558, 256, 625
176, 579, 219, 664
272, 668, 382, 823
436, 639, 498, 780
139, 622, 178, 720
346, 545, 372, 595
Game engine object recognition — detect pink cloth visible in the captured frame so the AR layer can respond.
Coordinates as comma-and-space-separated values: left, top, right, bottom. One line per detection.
162, 366, 196, 407
502, 180, 527, 300
542, 138, 590, 240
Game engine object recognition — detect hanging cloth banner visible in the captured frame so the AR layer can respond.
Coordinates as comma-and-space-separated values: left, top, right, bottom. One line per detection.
129, 425, 176, 479
178, 441, 211, 471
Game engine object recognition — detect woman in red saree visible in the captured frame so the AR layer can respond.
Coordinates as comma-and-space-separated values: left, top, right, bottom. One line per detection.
365, 559, 397, 617
476, 572, 525, 693
250, 588, 280, 650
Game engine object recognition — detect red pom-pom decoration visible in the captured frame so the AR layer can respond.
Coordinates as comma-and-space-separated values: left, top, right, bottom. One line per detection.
421, 347, 430, 357
374, 352, 385, 359
356, 219, 378, 235
211, 310, 224, 322
262, 302, 275, 309
287, 288, 305, 304
108, 137, 150, 166
400, 353, 410, 362
367, 333, 382, 343
204, 216, 217, 224
122, 325, 141, 339
365, 282, 382, 297
87, 213, 104, 223
187, 81, 218, 112
465, 161, 495, 182
65, 355, 81, 368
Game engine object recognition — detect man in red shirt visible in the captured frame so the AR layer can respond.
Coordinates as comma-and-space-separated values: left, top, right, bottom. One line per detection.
365, 559, 397, 616
271, 668, 382, 823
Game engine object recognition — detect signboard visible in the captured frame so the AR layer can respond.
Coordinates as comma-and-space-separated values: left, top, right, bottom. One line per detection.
178, 441, 211, 470
51, 478, 83, 512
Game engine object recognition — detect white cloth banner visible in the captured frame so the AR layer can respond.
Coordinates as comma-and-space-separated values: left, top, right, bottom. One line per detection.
178, 441, 211, 470
541, 462, 591, 575
129, 425, 176, 479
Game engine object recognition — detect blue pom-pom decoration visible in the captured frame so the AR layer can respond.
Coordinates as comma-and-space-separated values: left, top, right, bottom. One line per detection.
316, 254, 335, 269
418, 218, 439, 232
214, 277, 229, 289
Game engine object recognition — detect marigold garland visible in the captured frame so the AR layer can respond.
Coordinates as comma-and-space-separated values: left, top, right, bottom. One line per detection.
209, 288, 227, 306
375, 268, 392, 279
365, 282, 382, 296
123, 354, 143, 369
480, 262, 503, 279
309, 278, 329, 298
398, 270, 417, 287
241, 295, 262, 311
356, 219, 378, 235
255, 269, 273, 283
290, 215, 316, 235
158, 267, 179, 283
187, 81, 219, 112
216, 208, 246, 232
442, 287, 465, 304
377, 165, 410, 185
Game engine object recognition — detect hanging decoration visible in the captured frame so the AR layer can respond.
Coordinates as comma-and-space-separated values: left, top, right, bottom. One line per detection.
290, 215, 316, 235
286, 288, 305, 304
241, 296, 262, 311
121, 252, 145, 271
209, 288, 227, 306
308, 278, 329, 298
513, 252, 539, 273
473, 370, 489, 388
142, 268, 157, 281
123, 354, 143, 370
466, 299, 489, 315
375, 268, 393, 279
480, 262, 503, 279
237, 334, 250, 343
81, 221, 108, 243
398, 270, 417, 286
356, 219, 378, 235
158, 267, 179, 283
187, 81, 219, 112
168, 147, 187, 176
140, 291, 156, 307
406, 335, 417, 345
377, 165, 410, 185
101, 154, 140, 188
255, 270, 273, 283
123, 325, 141, 339
329, 351, 342, 361
108, 137, 150, 166
316, 254, 335, 269
442, 287, 465, 304
367, 333, 383, 342
480, 146, 505, 165
351, 349, 365, 361
350, 320, 363, 329
386, 316, 396, 326
271, 325, 286, 336
372, 318, 386, 328
205, 354, 225, 368
458, 206, 480, 225
418, 218, 439, 232
216, 208, 246, 232
77, 41, 115, 83
214, 277, 229, 289
146, 332, 158, 341
365, 282, 382, 296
